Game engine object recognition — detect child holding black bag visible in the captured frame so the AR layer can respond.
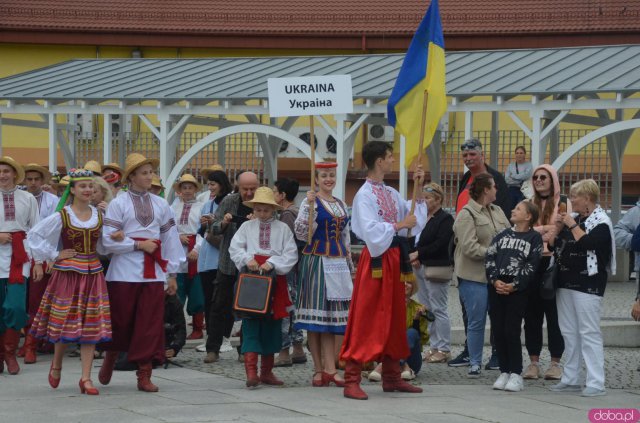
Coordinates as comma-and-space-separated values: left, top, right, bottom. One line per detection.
228, 187, 298, 388
485, 201, 542, 392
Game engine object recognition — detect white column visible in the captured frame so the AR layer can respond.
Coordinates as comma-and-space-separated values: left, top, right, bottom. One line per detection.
48, 113, 58, 172
103, 113, 112, 164
158, 114, 171, 185
0, 114, 3, 157
399, 135, 407, 199
530, 110, 543, 167
335, 114, 346, 201
464, 111, 473, 140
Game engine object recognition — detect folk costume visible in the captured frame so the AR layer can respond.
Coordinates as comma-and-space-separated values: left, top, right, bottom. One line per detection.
340, 178, 427, 399
171, 174, 206, 340
228, 187, 297, 387
23, 163, 58, 363
98, 153, 185, 392
294, 162, 353, 334
27, 169, 112, 347
0, 156, 40, 375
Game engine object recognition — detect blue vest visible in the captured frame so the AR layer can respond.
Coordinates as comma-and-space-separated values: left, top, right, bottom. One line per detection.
302, 198, 349, 258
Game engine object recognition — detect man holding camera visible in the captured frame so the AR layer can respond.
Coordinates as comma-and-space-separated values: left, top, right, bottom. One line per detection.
204, 172, 259, 363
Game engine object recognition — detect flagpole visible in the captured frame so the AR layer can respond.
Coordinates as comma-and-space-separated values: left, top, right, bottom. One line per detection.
407, 90, 429, 237
308, 115, 316, 244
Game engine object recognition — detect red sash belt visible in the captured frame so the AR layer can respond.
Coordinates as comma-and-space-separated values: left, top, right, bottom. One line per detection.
187, 234, 198, 278
132, 237, 168, 279
9, 231, 28, 284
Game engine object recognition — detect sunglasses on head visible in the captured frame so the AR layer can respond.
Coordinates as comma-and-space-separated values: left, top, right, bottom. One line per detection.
532, 174, 548, 181
460, 140, 482, 151
423, 187, 443, 196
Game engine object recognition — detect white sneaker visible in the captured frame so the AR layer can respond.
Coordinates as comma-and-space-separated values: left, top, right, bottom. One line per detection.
368, 369, 381, 382
504, 373, 524, 392
493, 372, 510, 390
401, 368, 416, 381
195, 343, 206, 352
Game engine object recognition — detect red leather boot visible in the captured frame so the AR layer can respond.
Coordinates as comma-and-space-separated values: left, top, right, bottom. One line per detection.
98, 351, 118, 385
23, 334, 38, 364
343, 360, 368, 400
244, 352, 260, 387
136, 362, 159, 392
187, 312, 204, 340
259, 354, 284, 385
381, 356, 423, 393
4, 329, 21, 375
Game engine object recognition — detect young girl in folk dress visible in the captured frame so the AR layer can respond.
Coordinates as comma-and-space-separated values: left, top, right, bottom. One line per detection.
28, 169, 113, 395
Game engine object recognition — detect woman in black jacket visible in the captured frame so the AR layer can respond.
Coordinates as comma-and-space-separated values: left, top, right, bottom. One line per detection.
409, 183, 454, 363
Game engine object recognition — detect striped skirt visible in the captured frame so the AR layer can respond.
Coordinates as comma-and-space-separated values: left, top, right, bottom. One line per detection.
30, 270, 112, 344
294, 254, 350, 334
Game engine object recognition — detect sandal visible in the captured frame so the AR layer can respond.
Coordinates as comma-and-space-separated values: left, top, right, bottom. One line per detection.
427, 351, 451, 363
312, 371, 327, 387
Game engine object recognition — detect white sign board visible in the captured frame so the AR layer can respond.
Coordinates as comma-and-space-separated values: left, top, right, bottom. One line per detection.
267, 75, 353, 117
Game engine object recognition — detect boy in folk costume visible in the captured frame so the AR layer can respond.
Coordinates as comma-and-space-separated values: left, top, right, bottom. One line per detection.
0, 157, 40, 375
98, 153, 185, 392
340, 142, 427, 400
21, 163, 59, 364
171, 174, 206, 340
228, 187, 298, 387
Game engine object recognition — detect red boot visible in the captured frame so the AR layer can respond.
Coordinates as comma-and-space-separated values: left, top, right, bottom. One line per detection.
136, 362, 159, 392
381, 356, 423, 393
187, 312, 204, 340
259, 354, 284, 386
4, 329, 21, 375
0, 333, 4, 374
23, 334, 37, 364
98, 351, 118, 385
343, 360, 368, 400
244, 352, 260, 387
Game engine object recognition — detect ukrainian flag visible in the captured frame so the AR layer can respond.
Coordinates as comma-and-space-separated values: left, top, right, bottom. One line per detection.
388, 0, 447, 166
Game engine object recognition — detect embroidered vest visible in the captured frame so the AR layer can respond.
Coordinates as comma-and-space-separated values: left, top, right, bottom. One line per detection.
52, 208, 104, 274
302, 198, 349, 257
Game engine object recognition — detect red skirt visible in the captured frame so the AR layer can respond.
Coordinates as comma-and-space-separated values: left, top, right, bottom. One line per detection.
340, 246, 409, 362
30, 270, 112, 344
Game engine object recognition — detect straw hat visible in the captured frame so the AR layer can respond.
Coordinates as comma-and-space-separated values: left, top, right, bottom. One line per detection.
24, 163, 51, 184
102, 162, 122, 175
122, 153, 159, 181
0, 156, 25, 184
151, 174, 164, 189
201, 164, 224, 181
243, 186, 283, 210
173, 173, 202, 192
84, 160, 102, 176
53, 175, 70, 190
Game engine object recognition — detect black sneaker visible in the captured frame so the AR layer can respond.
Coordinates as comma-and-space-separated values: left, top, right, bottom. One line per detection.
485, 354, 500, 370
467, 365, 481, 378
448, 351, 470, 367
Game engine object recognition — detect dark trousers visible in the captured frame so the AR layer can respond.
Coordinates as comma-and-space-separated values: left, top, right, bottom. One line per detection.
205, 271, 236, 353
488, 285, 527, 374
524, 256, 565, 358
200, 269, 218, 329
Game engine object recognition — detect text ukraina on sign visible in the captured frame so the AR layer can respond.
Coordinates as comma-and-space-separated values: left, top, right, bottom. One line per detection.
267, 75, 353, 117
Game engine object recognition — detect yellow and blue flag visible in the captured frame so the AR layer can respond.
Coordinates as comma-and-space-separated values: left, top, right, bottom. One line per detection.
388, 0, 447, 166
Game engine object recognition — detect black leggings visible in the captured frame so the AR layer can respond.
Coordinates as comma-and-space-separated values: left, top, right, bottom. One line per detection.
488, 285, 527, 374
524, 256, 565, 358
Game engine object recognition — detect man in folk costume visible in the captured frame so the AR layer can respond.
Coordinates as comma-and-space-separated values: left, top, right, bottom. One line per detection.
20, 163, 59, 364
228, 187, 297, 387
340, 142, 427, 400
171, 174, 206, 340
0, 157, 40, 375
204, 171, 259, 363
98, 153, 185, 392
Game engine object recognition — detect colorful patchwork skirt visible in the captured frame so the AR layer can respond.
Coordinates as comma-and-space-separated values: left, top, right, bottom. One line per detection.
30, 270, 112, 344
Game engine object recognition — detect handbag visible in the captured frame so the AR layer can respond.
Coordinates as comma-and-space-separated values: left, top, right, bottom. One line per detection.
425, 265, 453, 281
540, 241, 565, 300
520, 180, 534, 199
233, 268, 275, 318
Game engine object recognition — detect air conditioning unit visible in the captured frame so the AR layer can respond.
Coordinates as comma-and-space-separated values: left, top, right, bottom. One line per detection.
73, 114, 94, 138
368, 124, 395, 143
110, 114, 132, 135
278, 126, 336, 160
